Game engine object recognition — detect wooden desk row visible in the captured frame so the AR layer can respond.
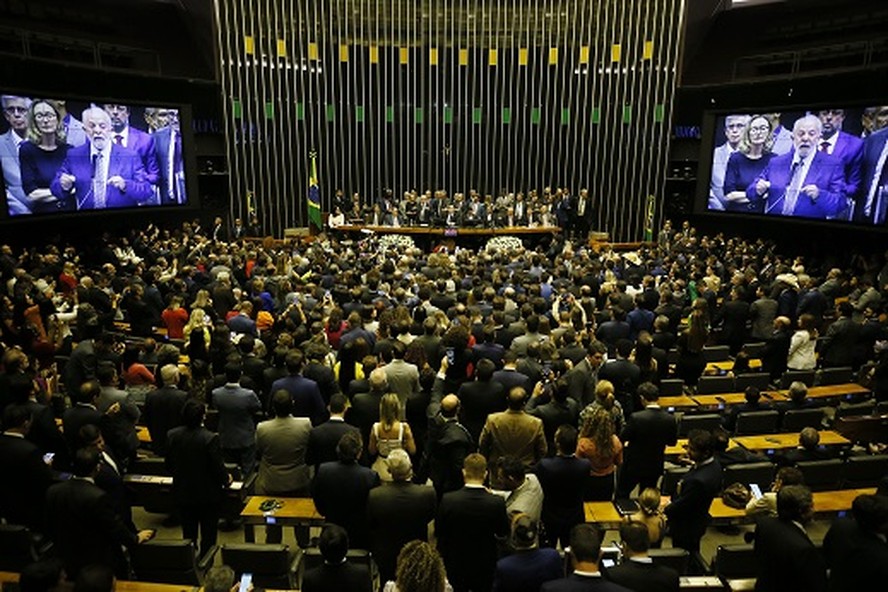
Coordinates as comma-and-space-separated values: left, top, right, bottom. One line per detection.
0, 572, 295, 592
659, 382, 871, 411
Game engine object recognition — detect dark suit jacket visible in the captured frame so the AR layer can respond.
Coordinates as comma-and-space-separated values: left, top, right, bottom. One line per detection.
457, 379, 507, 442
436, 486, 510, 591
529, 398, 580, 453
367, 481, 437, 581
598, 359, 642, 413
211, 383, 262, 449
271, 375, 327, 426
750, 150, 844, 219
165, 425, 230, 505
819, 316, 862, 367
301, 561, 372, 592
542, 573, 633, 592
144, 386, 188, 456
663, 458, 722, 545
63, 339, 97, 396
311, 460, 380, 548
860, 127, 888, 223
152, 126, 184, 204
62, 403, 103, 453
753, 517, 827, 592
22, 398, 68, 462
45, 478, 137, 576
823, 516, 888, 592
535, 455, 592, 540
761, 328, 791, 380
831, 131, 864, 199
620, 406, 678, 483
347, 390, 384, 448
491, 369, 531, 395
50, 142, 152, 210
0, 434, 53, 530
306, 418, 360, 470
604, 560, 680, 592
494, 547, 564, 592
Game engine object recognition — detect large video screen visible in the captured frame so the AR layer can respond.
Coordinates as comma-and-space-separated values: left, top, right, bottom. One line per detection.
703, 106, 888, 225
1, 94, 189, 217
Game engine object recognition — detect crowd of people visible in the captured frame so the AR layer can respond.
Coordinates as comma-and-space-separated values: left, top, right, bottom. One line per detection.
1, 216, 888, 591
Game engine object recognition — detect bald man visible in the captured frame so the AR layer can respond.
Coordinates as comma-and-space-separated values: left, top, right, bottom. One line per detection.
479, 387, 548, 468
424, 394, 474, 498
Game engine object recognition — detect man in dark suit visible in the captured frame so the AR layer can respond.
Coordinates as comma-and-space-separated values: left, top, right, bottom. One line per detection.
103, 103, 159, 185
527, 378, 581, 454
749, 114, 844, 219
211, 363, 262, 475
816, 108, 864, 220
760, 316, 792, 381
307, 394, 359, 471
859, 124, 888, 224
753, 485, 827, 592
0, 404, 54, 531
152, 109, 186, 205
423, 394, 474, 499
436, 453, 510, 592
491, 351, 531, 394
715, 286, 750, 355
143, 364, 188, 456
598, 339, 642, 414
270, 349, 327, 426
301, 524, 372, 592
63, 332, 114, 397
535, 425, 592, 549
346, 368, 387, 450
366, 450, 437, 582
823, 493, 888, 592
605, 522, 679, 592
50, 107, 153, 210
541, 524, 633, 592
565, 342, 607, 407
45, 447, 153, 578
62, 380, 107, 455
819, 301, 862, 368
774, 427, 834, 467
616, 382, 678, 499
7, 373, 68, 467
166, 400, 231, 557
457, 358, 507, 442
663, 429, 721, 563
311, 431, 380, 549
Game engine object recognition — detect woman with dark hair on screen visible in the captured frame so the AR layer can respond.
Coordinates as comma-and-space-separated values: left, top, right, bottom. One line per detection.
723, 114, 774, 213
20, 99, 69, 214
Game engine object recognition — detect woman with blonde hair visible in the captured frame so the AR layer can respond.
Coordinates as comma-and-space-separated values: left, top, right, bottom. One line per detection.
627, 487, 667, 547
183, 308, 211, 362
369, 393, 416, 481
579, 379, 625, 434
20, 99, 69, 214
576, 407, 623, 501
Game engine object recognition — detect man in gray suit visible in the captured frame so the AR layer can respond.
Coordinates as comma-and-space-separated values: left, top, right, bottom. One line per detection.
382, 340, 419, 416
212, 363, 262, 475
1, 94, 32, 215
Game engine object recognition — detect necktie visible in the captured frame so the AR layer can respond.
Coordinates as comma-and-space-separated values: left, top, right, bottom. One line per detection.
114, 134, 123, 145
819, 141, 830, 153
782, 160, 803, 216
92, 152, 106, 209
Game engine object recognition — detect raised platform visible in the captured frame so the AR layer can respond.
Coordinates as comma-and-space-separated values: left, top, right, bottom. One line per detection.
333, 224, 561, 237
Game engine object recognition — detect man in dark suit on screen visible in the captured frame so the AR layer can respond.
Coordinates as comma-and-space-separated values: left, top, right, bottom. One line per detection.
748, 114, 845, 219
152, 108, 186, 205
859, 125, 888, 224
816, 108, 864, 220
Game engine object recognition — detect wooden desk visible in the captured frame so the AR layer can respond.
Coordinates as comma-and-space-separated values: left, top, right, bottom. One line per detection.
0, 573, 197, 592
693, 391, 788, 408
733, 430, 851, 452
241, 496, 325, 543
708, 488, 875, 522
137, 426, 151, 444
790, 383, 871, 401
659, 395, 699, 410
583, 501, 623, 527
665, 438, 740, 458
706, 359, 762, 372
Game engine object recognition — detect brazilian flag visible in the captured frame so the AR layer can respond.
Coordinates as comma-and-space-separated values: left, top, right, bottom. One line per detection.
308, 152, 322, 229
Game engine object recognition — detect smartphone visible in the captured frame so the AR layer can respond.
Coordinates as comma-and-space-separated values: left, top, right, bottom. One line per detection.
750, 483, 763, 499
265, 516, 276, 525
42, 452, 55, 465
445, 347, 455, 364
602, 559, 615, 568
238, 573, 252, 592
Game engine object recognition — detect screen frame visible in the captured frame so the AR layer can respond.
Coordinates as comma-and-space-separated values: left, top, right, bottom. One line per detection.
694, 101, 888, 233
0, 89, 201, 222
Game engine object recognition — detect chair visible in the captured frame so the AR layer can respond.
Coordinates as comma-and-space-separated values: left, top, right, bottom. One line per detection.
722, 462, 776, 491
667, 348, 680, 365
713, 543, 757, 580
816, 366, 853, 386
222, 544, 302, 589
833, 400, 876, 422
297, 548, 376, 589
696, 375, 735, 395
649, 548, 690, 575
796, 459, 844, 491
660, 466, 690, 497
131, 539, 214, 585
781, 408, 825, 432
660, 378, 685, 396
733, 373, 771, 392
678, 414, 723, 438
843, 454, 888, 488
779, 370, 816, 389
0, 524, 43, 571
703, 345, 731, 362
741, 342, 766, 358
734, 411, 780, 436
877, 401, 888, 415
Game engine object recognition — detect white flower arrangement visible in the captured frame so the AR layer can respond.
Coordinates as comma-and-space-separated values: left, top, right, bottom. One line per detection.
377, 234, 416, 251
485, 235, 524, 253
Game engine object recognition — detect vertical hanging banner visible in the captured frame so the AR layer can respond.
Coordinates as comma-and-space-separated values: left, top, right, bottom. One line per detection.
645, 195, 656, 241
308, 152, 322, 229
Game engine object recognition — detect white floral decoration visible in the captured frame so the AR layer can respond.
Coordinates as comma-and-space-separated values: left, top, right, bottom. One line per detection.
377, 234, 416, 251
485, 235, 524, 253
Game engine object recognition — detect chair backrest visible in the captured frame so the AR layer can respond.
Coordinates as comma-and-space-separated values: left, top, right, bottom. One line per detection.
834, 400, 876, 421
222, 544, 295, 589
722, 462, 776, 491
678, 414, 723, 437
648, 548, 690, 575
0, 524, 38, 571
843, 454, 888, 488
298, 548, 375, 590
733, 373, 771, 392
878, 401, 888, 416
660, 378, 685, 396
817, 367, 854, 386
660, 466, 691, 497
696, 375, 735, 395
703, 345, 731, 362
714, 544, 757, 580
131, 539, 199, 585
780, 370, 816, 389
741, 342, 767, 358
781, 408, 824, 432
795, 459, 844, 491
734, 410, 780, 436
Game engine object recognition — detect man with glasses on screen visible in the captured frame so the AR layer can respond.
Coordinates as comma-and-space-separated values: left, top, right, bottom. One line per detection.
816, 108, 863, 220
51, 107, 153, 210
709, 114, 749, 211
1, 94, 32, 215
749, 114, 844, 220
104, 104, 159, 193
